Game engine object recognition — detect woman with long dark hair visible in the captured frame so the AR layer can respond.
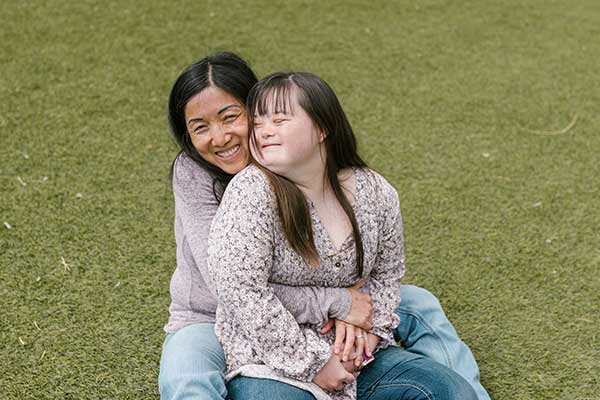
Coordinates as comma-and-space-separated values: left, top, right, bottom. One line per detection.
159, 52, 489, 400
205, 71, 478, 400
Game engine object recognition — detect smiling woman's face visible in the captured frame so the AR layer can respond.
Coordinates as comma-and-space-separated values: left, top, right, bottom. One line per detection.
185, 86, 250, 174
251, 90, 324, 179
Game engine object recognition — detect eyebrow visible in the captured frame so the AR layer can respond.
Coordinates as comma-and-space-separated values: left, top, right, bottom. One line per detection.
187, 104, 242, 126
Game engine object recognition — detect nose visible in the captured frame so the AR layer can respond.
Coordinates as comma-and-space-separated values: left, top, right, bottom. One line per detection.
211, 125, 230, 147
258, 123, 274, 139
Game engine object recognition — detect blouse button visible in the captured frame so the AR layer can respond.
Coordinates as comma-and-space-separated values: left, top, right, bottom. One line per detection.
335, 262, 341, 268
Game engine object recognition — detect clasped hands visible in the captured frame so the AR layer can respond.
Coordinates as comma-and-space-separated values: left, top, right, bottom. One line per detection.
312, 281, 380, 393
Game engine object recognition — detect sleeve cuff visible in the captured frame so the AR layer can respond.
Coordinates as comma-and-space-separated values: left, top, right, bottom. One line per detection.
328, 288, 352, 320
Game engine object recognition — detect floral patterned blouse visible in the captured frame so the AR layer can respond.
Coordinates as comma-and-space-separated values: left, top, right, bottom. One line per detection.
207, 165, 405, 400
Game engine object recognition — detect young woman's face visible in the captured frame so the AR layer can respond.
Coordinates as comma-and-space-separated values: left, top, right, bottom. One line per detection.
252, 92, 324, 177
185, 86, 250, 174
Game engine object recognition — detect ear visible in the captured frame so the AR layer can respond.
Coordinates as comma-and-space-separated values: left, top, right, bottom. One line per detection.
317, 129, 327, 143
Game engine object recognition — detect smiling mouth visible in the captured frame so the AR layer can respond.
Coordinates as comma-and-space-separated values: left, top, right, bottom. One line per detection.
261, 144, 280, 149
216, 144, 241, 160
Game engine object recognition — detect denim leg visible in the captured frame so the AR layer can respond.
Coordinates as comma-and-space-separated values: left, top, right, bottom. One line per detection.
159, 323, 227, 400
227, 377, 317, 400
394, 285, 490, 400
357, 346, 478, 400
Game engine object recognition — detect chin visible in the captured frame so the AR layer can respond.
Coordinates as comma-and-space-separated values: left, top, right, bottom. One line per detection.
264, 165, 289, 177
220, 161, 245, 175
223, 154, 250, 174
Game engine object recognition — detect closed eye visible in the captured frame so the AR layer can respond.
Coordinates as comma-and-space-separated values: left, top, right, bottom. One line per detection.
193, 125, 208, 134
223, 114, 240, 123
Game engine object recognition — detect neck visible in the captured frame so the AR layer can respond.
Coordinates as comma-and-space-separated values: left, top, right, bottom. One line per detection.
285, 146, 330, 202
296, 172, 327, 203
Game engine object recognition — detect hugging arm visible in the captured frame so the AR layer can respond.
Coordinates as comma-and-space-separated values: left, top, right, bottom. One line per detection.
331, 178, 405, 364
270, 284, 351, 325
367, 178, 405, 348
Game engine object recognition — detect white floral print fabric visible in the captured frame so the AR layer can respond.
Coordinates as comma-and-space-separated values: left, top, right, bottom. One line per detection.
207, 165, 405, 400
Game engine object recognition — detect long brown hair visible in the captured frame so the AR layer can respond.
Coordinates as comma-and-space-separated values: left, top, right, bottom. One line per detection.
247, 72, 368, 276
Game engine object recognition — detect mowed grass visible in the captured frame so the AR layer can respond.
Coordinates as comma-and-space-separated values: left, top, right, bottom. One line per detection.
1, 0, 599, 398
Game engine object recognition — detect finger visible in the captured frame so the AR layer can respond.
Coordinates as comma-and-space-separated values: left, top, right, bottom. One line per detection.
364, 333, 373, 358
320, 319, 335, 334
334, 321, 346, 354
335, 372, 355, 391
342, 324, 355, 361
366, 314, 374, 332
344, 372, 356, 384
354, 354, 364, 368
354, 329, 365, 364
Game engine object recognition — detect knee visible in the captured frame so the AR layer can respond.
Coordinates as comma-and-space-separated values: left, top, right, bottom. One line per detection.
400, 285, 443, 314
160, 325, 225, 376
159, 326, 227, 399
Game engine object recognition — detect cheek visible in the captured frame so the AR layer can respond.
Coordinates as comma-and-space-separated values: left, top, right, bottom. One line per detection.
289, 131, 318, 154
190, 135, 210, 156
233, 120, 249, 144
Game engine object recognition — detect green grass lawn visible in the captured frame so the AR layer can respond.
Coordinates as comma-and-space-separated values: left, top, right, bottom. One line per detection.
1, 0, 599, 398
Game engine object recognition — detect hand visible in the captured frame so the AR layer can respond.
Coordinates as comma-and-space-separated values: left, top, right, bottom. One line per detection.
365, 332, 381, 355
344, 333, 381, 371
344, 280, 373, 330
320, 320, 372, 365
312, 353, 355, 393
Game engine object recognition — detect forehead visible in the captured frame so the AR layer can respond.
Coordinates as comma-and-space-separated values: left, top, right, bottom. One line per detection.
253, 84, 301, 116
185, 86, 243, 119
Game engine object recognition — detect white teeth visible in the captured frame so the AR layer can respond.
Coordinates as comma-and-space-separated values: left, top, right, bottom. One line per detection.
217, 145, 240, 158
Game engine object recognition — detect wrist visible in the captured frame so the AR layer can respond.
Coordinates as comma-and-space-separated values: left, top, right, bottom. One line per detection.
366, 332, 380, 350
329, 288, 352, 320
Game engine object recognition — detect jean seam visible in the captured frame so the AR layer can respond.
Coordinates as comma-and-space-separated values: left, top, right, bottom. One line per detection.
397, 309, 454, 369
364, 382, 433, 400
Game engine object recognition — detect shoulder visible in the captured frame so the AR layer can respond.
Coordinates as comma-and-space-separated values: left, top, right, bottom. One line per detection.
210, 165, 277, 237
220, 164, 274, 207
358, 168, 400, 209
228, 164, 270, 189
172, 152, 215, 190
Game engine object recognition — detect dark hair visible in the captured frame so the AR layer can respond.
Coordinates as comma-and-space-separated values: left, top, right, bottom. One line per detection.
247, 72, 368, 276
168, 52, 257, 199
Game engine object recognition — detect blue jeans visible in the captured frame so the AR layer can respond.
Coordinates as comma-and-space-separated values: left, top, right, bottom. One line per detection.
228, 347, 477, 400
394, 286, 489, 400
159, 285, 489, 399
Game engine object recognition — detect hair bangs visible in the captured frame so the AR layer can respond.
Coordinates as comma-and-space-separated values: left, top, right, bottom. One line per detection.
251, 75, 298, 117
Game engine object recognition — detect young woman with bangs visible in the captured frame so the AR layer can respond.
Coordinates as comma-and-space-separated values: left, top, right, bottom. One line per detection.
159, 52, 489, 400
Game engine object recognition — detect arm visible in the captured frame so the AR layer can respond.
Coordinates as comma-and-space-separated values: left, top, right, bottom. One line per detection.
172, 155, 350, 323
206, 167, 331, 381
367, 176, 405, 348
325, 176, 404, 359
172, 155, 221, 294
271, 280, 374, 327
270, 284, 351, 325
